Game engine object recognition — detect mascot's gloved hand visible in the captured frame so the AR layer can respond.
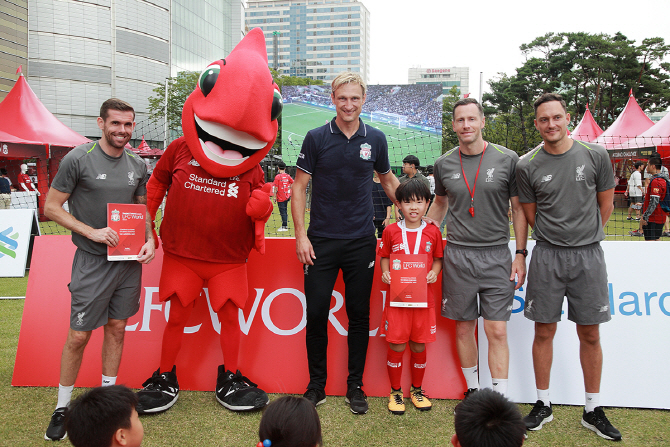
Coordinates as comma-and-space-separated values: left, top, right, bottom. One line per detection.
146, 175, 168, 250
246, 183, 273, 255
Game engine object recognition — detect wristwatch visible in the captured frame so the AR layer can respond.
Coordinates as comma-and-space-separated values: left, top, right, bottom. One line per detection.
515, 249, 528, 257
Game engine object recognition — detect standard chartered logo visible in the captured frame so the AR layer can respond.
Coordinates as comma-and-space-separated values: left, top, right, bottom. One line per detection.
0, 226, 19, 259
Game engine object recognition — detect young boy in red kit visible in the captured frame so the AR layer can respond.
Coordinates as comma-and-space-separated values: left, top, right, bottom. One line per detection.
378, 178, 443, 415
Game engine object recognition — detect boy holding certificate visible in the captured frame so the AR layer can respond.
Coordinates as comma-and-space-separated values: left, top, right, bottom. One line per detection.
378, 179, 443, 415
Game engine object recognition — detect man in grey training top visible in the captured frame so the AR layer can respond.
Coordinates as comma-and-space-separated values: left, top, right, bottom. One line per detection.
426, 97, 528, 399
516, 93, 621, 441
43, 99, 155, 441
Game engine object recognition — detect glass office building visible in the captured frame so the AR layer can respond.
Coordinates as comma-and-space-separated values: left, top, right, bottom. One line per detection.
21, 0, 242, 143
0, 0, 28, 101
246, 0, 370, 84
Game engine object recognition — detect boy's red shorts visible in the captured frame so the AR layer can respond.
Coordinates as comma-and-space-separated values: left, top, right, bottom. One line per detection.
380, 306, 437, 344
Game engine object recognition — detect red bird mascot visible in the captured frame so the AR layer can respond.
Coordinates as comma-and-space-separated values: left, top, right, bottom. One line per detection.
136, 28, 282, 413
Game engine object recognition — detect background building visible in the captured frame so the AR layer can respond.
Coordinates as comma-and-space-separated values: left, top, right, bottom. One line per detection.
0, 0, 243, 145
408, 66, 469, 97
246, 0, 370, 83
0, 0, 28, 101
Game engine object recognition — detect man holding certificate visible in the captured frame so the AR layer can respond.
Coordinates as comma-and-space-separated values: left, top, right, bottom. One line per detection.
426, 98, 528, 399
378, 179, 443, 415
43, 99, 154, 441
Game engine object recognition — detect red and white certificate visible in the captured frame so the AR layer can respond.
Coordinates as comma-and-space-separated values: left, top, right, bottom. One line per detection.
107, 203, 146, 261
389, 253, 428, 308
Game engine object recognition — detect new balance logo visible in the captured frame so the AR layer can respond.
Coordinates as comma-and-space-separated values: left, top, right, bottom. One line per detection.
541, 175, 552, 183
450, 173, 461, 179
368, 261, 375, 268
96, 174, 106, 180
188, 159, 200, 166
413, 363, 426, 369
387, 361, 401, 368
599, 305, 609, 312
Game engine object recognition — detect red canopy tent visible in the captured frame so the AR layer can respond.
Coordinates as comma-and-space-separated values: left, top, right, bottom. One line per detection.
609, 111, 670, 160
593, 90, 654, 149
570, 104, 603, 142
0, 71, 90, 217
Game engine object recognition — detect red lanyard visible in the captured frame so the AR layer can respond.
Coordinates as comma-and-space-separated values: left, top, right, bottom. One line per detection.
459, 142, 487, 217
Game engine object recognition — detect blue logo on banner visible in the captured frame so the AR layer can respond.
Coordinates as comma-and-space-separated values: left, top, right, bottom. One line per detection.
0, 226, 19, 259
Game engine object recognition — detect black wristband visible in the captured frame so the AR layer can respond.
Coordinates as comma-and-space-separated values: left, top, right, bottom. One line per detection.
515, 249, 528, 257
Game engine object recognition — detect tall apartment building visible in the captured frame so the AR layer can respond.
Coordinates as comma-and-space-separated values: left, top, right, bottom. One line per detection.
408, 66, 469, 97
0, 0, 28, 101
246, 0, 370, 84
8, 0, 242, 143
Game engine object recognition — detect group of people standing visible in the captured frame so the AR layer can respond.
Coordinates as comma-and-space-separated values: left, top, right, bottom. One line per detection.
41, 71, 627, 445
290, 74, 621, 442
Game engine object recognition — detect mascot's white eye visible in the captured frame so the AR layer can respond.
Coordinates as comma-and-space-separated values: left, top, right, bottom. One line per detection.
199, 63, 221, 97
271, 88, 283, 121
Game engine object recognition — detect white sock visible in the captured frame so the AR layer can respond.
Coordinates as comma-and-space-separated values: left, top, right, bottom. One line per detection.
585, 392, 599, 412
537, 388, 550, 407
462, 366, 479, 390
57, 384, 74, 409
102, 375, 117, 387
492, 378, 508, 396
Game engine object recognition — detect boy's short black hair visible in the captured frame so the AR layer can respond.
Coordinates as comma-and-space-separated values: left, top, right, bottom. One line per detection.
454, 388, 525, 447
65, 385, 138, 447
277, 161, 286, 170
395, 178, 431, 203
259, 396, 322, 447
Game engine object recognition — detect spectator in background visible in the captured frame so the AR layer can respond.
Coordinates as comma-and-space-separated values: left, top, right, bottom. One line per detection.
625, 161, 644, 221
272, 161, 294, 232
0, 168, 11, 209
257, 396, 322, 447
452, 388, 525, 447
372, 171, 393, 238
643, 151, 670, 237
641, 156, 668, 241
397, 155, 431, 221
65, 385, 144, 447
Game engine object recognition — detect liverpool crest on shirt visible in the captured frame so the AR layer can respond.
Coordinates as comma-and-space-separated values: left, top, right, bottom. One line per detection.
360, 143, 371, 160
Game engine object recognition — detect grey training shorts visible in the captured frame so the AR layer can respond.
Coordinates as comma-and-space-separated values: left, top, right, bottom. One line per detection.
69, 248, 142, 331
524, 241, 611, 325
441, 244, 515, 321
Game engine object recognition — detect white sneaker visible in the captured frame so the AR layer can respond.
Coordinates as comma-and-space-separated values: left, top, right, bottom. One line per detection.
277, 227, 288, 232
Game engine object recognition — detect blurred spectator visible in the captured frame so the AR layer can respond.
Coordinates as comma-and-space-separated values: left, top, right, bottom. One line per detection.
258, 396, 322, 447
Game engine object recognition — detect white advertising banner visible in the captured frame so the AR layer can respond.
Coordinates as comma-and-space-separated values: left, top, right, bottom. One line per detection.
478, 241, 670, 409
0, 209, 37, 277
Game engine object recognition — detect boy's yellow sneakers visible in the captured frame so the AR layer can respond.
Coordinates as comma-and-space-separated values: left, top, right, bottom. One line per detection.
410, 386, 432, 411
388, 389, 405, 415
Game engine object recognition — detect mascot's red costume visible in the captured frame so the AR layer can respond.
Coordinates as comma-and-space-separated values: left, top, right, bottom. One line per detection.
136, 28, 282, 414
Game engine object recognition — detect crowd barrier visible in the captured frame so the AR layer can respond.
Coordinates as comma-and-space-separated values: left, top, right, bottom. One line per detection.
12, 237, 669, 408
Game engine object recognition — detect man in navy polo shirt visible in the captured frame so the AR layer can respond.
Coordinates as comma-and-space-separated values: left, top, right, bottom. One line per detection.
292, 72, 399, 414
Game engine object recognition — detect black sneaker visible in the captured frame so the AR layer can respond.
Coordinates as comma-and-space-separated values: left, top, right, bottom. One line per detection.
582, 407, 622, 441
303, 388, 326, 407
345, 386, 368, 414
44, 407, 67, 441
463, 388, 478, 400
136, 365, 179, 414
215, 366, 269, 411
523, 400, 553, 431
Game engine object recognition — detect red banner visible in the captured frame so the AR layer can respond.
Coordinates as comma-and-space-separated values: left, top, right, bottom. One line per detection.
13, 236, 464, 398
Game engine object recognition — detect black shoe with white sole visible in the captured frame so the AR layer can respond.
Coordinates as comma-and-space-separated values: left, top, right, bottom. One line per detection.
136, 365, 179, 414
523, 400, 553, 431
582, 407, 622, 441
44, 407, 67, 441
216, 365, 269, 411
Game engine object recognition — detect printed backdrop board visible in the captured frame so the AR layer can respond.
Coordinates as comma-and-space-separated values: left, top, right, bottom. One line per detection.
478, 241, 670, 409
0, 209, 38, 277
13, 236, 464, 399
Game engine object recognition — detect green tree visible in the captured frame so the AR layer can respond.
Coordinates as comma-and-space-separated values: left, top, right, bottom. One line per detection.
147, 71, 199, 139
441, 86, 462, 152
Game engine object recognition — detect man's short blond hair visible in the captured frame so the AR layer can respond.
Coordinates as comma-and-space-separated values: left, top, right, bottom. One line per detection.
331, 72, 366, 97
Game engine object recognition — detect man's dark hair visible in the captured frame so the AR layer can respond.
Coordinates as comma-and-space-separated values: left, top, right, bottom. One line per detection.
634, 161, 643, 170
259, 396, 322, 447
453, 97, 484, 118
403, 155, 420, 168
100, 98, 135, 121
648, 157, 662, 170
533, 93, 567, 115
395, 178, 431, 203
65, 385, 138, 447
0, 168, 7, 176
277, 161, 287, 170
454, 388, 525, 447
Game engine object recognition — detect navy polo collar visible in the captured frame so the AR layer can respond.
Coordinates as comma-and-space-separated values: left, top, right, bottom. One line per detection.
328, 118, 367, 138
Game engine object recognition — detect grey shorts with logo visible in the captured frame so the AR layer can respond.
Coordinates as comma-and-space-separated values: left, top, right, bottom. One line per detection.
69, 248, 142, 331
524, 241, 611, 325
441, 244, 515, 321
